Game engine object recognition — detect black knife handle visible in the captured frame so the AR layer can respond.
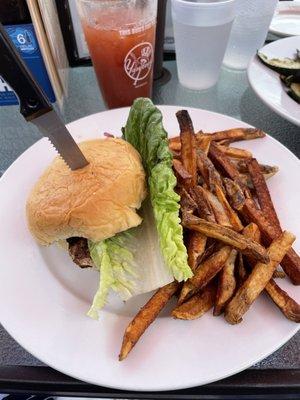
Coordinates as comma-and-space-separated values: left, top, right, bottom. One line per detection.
0, 22, 52, 121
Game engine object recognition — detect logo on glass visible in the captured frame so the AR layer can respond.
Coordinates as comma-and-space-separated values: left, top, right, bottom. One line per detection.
124, 42, 153, 87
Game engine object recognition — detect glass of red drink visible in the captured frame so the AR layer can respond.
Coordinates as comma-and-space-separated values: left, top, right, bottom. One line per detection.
77, 0, 157, 109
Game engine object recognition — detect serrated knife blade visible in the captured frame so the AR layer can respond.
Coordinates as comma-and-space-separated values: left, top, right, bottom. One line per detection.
31, 110, 89, 170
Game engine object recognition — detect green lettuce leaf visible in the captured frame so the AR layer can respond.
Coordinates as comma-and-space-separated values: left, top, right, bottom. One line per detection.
87, 221, 173, 319
123, 98, 192, 282
87, 232, 137, 319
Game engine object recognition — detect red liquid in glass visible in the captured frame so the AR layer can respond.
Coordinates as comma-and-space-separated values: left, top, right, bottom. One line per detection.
83, 13, 156, 109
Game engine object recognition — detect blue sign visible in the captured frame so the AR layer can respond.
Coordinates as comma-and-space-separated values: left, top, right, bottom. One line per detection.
0, 24, 55, 106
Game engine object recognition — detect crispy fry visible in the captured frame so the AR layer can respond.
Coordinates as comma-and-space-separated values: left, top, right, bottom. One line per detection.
177, 110, 197, 188
273, 270, 286, 279
209, 142, 243, 183
197, 136, 211, 155
264, 171, 279, 181
282, 249, 300, 285
119, 281, 179, 360
169, 128, 265, 146
198, 242, 218, 264
180, 188, 198, 215
234, 160, 279, 176
236, 172, 277, 190
172, 282, 216, 320
214, 249, 237, 316
204, 188, 232, 227
209, 143, 253, 201
218, 139, 231, 146
241, 223, 261, 271
178, 246, 232, 305
199, 128, 265, 143
243, 223, 261, 244
169, 141, 181, 152
183, 214, 269, 263
248, 158, 281, 232
187, 231, 207, 272
189, 186, 216, 223
237, 252, 247, 284
242, 198, 300, 284
173, 159, 192, 182
216, 144, 252, 159
224, 178, 246, 211
215, 185, 243, 232
241, 222, 299, 322
238, 173, 256, 189
170, 149, 181, 159
196, 149, 224, 193
264, 279, 300, 323
168, 136, 180, 144
225, 231, 295, 324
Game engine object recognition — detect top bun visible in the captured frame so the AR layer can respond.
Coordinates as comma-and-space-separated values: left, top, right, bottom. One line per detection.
26, 138, 147, 245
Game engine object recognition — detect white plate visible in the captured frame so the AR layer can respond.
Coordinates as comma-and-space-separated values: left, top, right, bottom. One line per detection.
248, 36, 300, 127
0, 106, 299, 391
270, 1, 300, 37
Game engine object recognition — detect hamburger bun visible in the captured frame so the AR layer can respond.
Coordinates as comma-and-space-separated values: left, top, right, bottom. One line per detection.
26, 138, 147, 245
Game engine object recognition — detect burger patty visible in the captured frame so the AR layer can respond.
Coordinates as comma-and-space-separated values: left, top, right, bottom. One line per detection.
67, 237, 93, 268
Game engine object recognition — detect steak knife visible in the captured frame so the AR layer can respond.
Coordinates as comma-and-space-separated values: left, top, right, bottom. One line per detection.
0, 22, 89, 170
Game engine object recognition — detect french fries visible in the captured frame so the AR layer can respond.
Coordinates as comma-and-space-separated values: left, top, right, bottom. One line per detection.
209, 143, 252, 199
183, 214, 269, 263
119, 281, 179, 360
178, 246, 232, 305
243, 223, 261, 248
264, 280, 300, 323
200, 127, 265, 143
172, 282, 217, 320
273, 270, 286, 279
173, 159, 192, 182
241, 221, 300, 323
237, 252, 247, 284
234, 160, 279, 176
220, 157, 300, 285
216, 144, 253, 159
225, 231, 295, 324
196, 149, 224, 193
242, 198, 300, 284
196, 135, 211, 155
214, 249, 237, 316
187, 231, 207, 272
180, 188, 198, 215
204, 189, 232, 227
247, 158, 281, 232
169, 141, 181, 152
177, 110, 197, 188
215, 185, 243, 232
190, 186, 216, 223
119, 110, 299, 360
224, 178, 246, 211
209, 142, 244, 183
168, 127, 265, 146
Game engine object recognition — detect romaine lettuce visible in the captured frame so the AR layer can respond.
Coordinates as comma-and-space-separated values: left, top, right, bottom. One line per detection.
123, 98, 192, 282
88, 233, 137, 319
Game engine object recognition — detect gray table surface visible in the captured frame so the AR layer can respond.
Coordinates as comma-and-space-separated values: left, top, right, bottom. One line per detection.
0, 61, 299, 370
